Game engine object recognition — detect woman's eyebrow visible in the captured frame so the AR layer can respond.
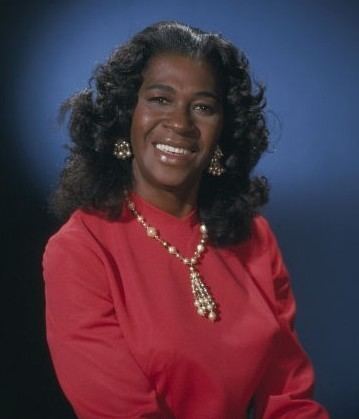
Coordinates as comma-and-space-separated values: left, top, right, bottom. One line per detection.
193, 91, 220, 102
144, 84, 220, 101
144, 83, 175, 93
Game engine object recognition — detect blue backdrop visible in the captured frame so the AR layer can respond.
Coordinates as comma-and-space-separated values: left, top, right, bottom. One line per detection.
2, 1, 358, 417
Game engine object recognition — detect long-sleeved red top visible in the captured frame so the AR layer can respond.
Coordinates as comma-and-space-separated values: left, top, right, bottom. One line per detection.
43, 193, 329, 418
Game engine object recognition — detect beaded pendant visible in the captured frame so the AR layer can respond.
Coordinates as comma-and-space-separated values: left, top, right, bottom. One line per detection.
126, 199, 217, 321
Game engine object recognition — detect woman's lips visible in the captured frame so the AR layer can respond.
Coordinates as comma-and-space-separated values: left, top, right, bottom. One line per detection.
153, 142, 195, 164
155, 143, 191, 156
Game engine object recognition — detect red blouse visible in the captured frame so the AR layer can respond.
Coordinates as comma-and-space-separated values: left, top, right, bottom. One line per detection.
43, 194, 329, 418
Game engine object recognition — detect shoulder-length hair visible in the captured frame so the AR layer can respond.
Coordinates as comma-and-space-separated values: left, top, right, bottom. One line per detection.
53, 21, 269, 246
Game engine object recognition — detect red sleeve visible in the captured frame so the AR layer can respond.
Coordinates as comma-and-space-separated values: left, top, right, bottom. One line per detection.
43, 229, 161, 419
252, 218, 329, 419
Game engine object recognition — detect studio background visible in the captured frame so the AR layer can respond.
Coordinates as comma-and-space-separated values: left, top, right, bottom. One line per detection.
1, 1, 358, 418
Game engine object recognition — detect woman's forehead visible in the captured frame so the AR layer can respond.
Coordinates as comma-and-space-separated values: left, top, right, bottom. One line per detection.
141, 53, 222, 94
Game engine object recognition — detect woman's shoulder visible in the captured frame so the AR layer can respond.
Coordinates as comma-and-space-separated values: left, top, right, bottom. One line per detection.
42, 210, 118, 302
250, 213, 272, 242
44, 209, 120, 259
234, 214, 277, 259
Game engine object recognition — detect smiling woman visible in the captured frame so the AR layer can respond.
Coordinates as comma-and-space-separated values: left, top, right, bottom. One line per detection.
43, 21, 329, 418
131, 54, 223, 214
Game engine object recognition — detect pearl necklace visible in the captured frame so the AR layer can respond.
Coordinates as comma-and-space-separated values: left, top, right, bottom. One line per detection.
126, 198, 217, 321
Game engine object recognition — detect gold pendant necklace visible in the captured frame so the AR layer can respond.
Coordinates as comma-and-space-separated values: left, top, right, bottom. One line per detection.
126, 198, 217, 321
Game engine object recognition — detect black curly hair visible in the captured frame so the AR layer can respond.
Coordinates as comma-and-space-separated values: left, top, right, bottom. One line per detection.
53, 21, 269, 247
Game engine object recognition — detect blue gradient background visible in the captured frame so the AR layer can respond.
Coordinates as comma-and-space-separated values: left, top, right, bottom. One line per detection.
2, 1, 358, 418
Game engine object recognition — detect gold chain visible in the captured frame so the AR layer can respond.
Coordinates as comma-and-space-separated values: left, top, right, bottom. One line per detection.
126, 198, 217, 321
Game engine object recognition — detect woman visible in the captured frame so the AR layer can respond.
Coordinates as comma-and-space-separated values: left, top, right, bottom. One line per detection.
43, 21, 329, 418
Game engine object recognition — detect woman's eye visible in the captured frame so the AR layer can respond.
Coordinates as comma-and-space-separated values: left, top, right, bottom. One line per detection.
193, 103, 214, 114
148, 96, 169, 104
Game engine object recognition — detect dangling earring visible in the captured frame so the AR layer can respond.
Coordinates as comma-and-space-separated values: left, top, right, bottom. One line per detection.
208, 145, 225, 176
113, 138, 132, 160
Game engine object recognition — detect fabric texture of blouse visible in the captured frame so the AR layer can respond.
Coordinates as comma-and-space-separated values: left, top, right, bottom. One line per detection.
43, 194, 329, 418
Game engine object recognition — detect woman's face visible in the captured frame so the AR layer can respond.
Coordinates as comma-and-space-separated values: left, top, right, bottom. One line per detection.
130, 53, 223, 199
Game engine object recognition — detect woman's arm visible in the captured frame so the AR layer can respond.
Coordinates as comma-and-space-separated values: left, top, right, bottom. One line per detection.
43, 231, 161, 419
252, 218, 329, 418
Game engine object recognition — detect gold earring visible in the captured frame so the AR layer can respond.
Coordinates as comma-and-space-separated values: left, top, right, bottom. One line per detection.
113, 139, 132, 160
208, 145, 225, 176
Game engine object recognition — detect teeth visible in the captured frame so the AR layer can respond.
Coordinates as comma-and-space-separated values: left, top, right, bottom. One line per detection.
155, 143, 190, 155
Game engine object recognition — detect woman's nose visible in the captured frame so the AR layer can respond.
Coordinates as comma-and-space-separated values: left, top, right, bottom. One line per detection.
164, 106, 197, 136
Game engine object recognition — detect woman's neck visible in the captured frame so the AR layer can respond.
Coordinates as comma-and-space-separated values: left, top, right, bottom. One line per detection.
131, 185, 198, 218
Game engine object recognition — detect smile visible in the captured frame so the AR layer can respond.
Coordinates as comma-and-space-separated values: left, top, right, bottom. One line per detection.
155, 143, 191, 156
